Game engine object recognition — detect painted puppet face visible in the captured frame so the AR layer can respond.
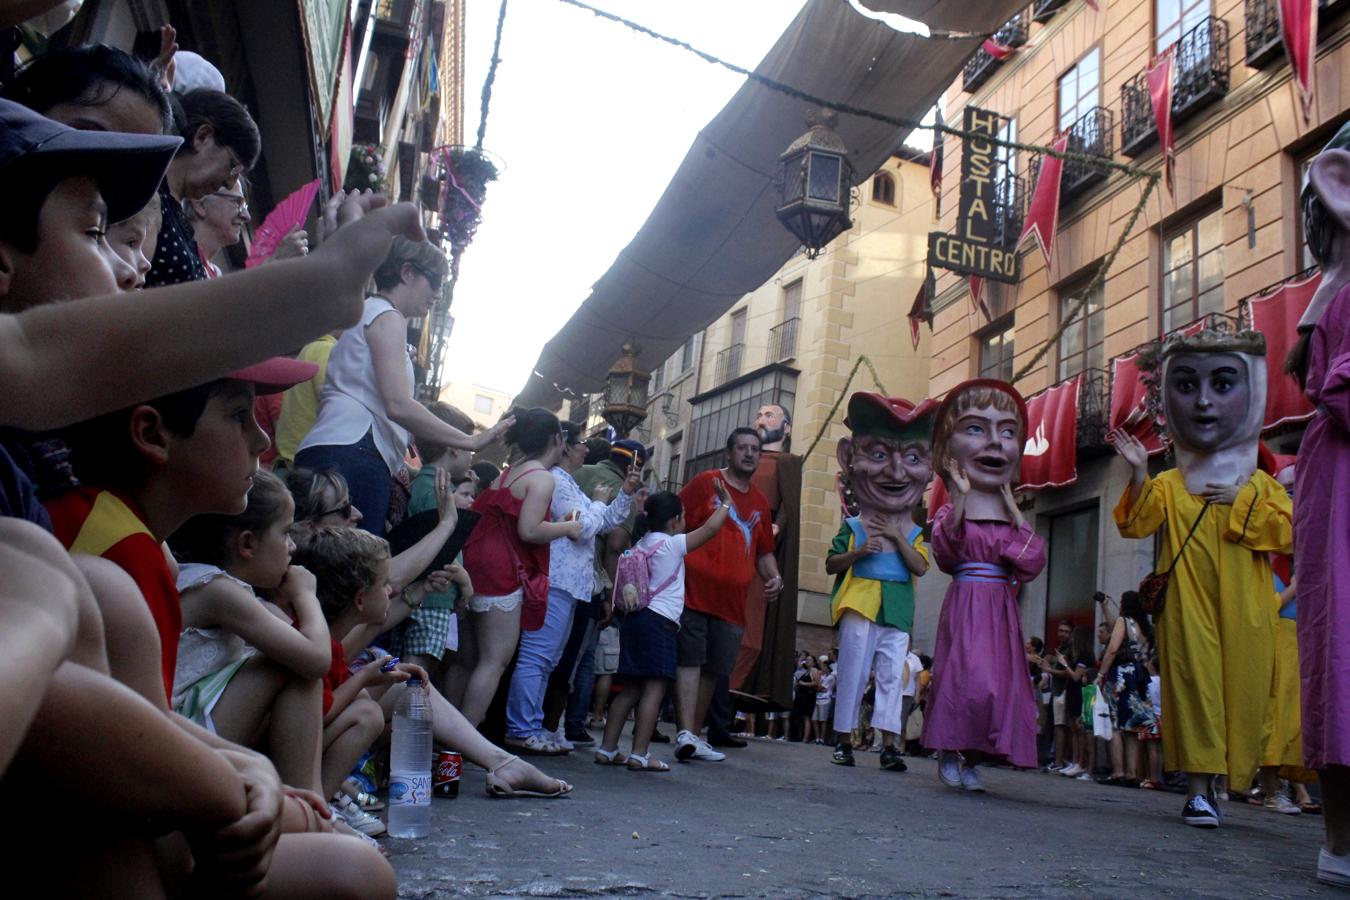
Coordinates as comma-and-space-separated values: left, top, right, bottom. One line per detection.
947, 402, 1022, 493
842, 433, 933, 515
1163, 352, 1251, 453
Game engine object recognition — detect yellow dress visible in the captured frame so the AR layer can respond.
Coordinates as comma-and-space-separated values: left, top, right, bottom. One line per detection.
1113, 468, 1291, 790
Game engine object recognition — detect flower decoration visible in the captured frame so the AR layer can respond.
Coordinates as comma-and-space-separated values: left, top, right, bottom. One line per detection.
345, 143, 387, 193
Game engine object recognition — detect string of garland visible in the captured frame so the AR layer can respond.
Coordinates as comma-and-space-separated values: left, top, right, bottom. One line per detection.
475, 0, 510, 152
800, 354, 888, 463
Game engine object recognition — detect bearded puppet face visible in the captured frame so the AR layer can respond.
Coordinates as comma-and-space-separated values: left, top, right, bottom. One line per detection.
945, 402, 1023, 493
754, 403, 791, 450
1163, 352, 1253, 452
837, 433, 933, 515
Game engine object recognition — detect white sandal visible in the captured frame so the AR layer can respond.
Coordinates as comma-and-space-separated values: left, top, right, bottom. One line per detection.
594, 747, 628, 765
626, 752, 670, 772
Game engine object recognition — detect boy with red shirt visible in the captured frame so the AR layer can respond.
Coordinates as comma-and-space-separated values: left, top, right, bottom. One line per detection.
675, 427, 783, 762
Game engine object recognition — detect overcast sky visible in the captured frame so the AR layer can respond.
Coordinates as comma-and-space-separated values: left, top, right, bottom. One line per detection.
441, 0, 930, 397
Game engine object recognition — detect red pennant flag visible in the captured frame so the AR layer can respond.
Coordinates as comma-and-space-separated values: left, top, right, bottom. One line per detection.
1019, 134, 1070, 267
1249, 270, 1320, 428
1019, 376, 1081, 490
1108, 351, 1166, 455
969, 275, 992, 321
1083, 0, 1098, 9
908, 267, 935, 350
982, 38, 1017, 61
930, 108, 945, 198
1147, 47, 1177, 196
1280, 0, 1318, 124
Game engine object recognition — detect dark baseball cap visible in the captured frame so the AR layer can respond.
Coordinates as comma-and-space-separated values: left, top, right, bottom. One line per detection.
0, 98, 181, 224
610, 438, 649, 466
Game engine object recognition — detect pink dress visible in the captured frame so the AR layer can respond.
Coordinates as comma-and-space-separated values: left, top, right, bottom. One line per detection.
921, 505, 1047, 767
1296, 281, 1350, 769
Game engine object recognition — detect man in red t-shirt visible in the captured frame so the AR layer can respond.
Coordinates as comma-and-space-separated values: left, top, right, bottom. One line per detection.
675, 428, 782, 762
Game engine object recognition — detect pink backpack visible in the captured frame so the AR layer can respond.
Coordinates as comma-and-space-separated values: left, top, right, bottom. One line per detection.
612, 540, 679, 613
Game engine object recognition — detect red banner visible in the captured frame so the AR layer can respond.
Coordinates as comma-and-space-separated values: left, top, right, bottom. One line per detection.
931, 108, 944, 198
1250, 271, 1320, 428
982, 38, 1017, 61
908, 267, 934, 351
1108, 351, 1166, 456
969, 275, 991, 321
1147, 47, 1176, 196
1020, 134, 1069, 267
1281, 0, 1318, 124
1020, 375, 1081, 490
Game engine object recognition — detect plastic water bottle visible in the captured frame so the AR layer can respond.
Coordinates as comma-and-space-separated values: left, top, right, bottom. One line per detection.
387, 677, 433, 838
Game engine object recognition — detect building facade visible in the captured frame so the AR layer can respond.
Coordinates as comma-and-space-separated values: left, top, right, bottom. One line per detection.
920, 0, 1342, 652
439, 380, 515, 433
627, 152, 936, 647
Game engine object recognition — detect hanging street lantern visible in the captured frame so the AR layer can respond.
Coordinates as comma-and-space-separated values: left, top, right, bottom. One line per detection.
601, 341, 651, 437
776, 108, 855, 259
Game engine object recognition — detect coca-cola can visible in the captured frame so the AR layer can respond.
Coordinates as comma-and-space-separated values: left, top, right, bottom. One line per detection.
433, 750, 461, 798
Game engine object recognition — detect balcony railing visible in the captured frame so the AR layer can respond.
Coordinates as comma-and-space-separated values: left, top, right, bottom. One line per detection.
1033, 0, 1071, 23
714, 343, 745, 385
962, 14, 1029, 93
1077, 367, 1110, 448
992, 174, 1026, 248
1121, 16, 1230, 157
768, 317, 800, 361
1246, 0, 1349, 68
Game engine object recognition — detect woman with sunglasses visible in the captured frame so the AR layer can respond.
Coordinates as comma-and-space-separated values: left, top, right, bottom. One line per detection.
295, 237, 511, 536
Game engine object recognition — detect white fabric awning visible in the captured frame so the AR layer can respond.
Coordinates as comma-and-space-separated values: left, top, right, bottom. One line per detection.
513, 0, 1027, 409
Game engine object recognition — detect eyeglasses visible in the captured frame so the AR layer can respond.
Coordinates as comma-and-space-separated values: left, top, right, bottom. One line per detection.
318, 498, 353, 520
210, 191, 250, 215
411, 265, 443, 291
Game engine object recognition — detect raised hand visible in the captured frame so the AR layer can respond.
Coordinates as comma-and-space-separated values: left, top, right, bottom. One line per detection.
945, 459, 971, 496
270, 225, 309, 260
434, 466, 457, 524
474, 415, 515, 450
1000, 482, 1026, 527
1108, 430, 1149, 471
622, 463, 642, 495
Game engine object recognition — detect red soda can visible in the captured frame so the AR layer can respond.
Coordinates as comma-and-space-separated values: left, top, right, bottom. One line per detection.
433, 750, 461, 797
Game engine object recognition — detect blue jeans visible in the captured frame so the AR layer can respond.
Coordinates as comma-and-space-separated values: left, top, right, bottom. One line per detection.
505, 587, 578, 739
294, 430, 391, 536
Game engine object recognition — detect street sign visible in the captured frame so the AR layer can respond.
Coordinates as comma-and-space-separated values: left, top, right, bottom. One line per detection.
927, 106, 1020, 283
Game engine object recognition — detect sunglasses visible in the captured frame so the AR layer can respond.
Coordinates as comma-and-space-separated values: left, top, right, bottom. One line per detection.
318, 498, 353, 520
411, 264, 443, 291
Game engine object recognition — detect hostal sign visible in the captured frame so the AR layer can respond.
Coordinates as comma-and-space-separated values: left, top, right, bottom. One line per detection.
927, 107, 1019, 284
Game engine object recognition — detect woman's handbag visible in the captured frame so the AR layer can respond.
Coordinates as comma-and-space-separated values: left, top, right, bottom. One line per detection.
1137, 500, 1211, 617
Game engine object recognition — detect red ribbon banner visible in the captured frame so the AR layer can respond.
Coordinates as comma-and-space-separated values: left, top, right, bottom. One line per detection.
1020, 134, 1069, 267
1280, 0, 1318, 124
1147, 47, 1176, 196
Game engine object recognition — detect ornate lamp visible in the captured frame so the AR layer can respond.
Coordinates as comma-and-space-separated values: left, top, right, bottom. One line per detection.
776, 108, 855, 259
601, 342, 651, 437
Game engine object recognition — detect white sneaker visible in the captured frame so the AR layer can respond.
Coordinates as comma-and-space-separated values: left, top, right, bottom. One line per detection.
1319, 848, 1350, 887
1059, 764, 1082, 777
551, 728, 575, 752
960, 766, 985, 792
1075, 772, 1093, 781
333, 793, 386, 836
938, 751, 962, 788
690, 737, 726, 761
675, 729, 699, 761
1263, 794, 1302, 815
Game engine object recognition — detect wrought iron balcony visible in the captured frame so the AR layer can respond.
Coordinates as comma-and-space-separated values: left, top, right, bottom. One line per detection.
768, 317, 800, 361
1033, 0, 1071, 23
962, 14, 1029, 93
1030, 107, 1115, 206
714, 343, 745, 385
992, 174, 1026, 248
1120, 16, 1230, 157
1077, 367, 1110, 449
1246, 0, 1349, 68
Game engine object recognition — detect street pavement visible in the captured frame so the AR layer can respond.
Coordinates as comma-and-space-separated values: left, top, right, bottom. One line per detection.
389, 734, 1329, 898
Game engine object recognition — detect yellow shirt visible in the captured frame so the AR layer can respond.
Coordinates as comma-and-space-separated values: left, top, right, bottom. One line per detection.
273, 335, 336, 465
1113, 467, 1290, 789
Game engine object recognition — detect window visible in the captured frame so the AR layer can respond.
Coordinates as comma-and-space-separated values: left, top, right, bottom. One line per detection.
978, 316, 1015, 382
782, 279, 802, 322
994, 116, 1017, 204
1056, 280, 1105, 381
666, 436, 682, 491
679, 334, 698, 372
685, 369, 797, 477
871, 172, 895, 205
473, 393, 494, 415
1162, 207, 1224, 332
652, 358, 665, 392
1155, 0, 1208, 54
1057, 48, 1100, 132
1045, 506, 1099, 634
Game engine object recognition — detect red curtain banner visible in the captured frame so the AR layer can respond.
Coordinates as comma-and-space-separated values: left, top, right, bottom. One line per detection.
1108, 351, 1166, 455
1250, 270, 1320, 428
1147, 46, 1176, 196
1019, 375, 1081, 490
1280, 0, 1318, 124
981, 38, 1017, 61
1020, 134, 1069, 267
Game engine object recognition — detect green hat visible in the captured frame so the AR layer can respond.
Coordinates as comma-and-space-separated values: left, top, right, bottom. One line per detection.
844, 393, 938, 441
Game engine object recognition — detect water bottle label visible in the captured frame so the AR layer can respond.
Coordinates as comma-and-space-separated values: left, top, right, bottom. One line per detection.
388, 773, 431, 807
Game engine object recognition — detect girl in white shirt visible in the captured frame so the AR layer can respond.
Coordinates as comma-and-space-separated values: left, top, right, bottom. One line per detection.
594, 485, 733, 772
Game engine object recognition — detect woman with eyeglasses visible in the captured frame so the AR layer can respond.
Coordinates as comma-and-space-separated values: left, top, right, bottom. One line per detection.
295, 237, 511, 536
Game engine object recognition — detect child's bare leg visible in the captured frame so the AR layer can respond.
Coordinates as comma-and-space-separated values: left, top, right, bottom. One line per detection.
590, 673, 613, 720
263, 832, 396, 900
406, 652, 440, 683
459, 606, 521, 727
441, 622, 476, 707
630, 679, 668, 757
322, 695, 385, 797
601, 683, 642, 752
209, 656, 324, 793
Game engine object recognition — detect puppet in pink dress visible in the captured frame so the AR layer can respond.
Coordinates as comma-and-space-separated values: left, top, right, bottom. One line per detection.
921, 379, 1046, 791
1292, 121, 1350, 886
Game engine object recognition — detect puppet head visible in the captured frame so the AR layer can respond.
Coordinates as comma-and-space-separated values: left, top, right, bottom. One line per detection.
754, 403, 792, 452
932, 378, 1028, 495
835, 393, 937, 517
1156, 323, 1268, 493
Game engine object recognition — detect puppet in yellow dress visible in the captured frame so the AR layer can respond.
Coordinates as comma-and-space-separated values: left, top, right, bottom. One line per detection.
1111, 323, 1292, 829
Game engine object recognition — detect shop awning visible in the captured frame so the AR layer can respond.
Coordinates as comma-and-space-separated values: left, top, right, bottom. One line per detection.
512, 0, 1030, 409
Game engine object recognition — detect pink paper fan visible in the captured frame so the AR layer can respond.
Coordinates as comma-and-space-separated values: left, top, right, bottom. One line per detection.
245, 179, 321, 268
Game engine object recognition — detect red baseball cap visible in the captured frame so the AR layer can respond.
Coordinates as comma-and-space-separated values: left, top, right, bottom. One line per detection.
227, 357, 318, 394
